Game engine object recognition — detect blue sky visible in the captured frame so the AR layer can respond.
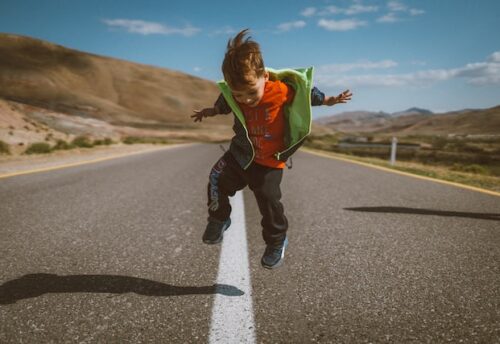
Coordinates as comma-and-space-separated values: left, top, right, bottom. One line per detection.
1, 0, 499, 118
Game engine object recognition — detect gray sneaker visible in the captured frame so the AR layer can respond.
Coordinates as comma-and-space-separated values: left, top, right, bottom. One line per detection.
202, 218, 231, 244
261, 237, 288, 269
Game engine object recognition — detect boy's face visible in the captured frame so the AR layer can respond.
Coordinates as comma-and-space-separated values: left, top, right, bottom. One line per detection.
230, 72, 269, 108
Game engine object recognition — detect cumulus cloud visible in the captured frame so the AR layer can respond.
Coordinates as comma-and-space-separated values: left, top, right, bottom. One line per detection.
387, 1, 407, 12
379, 1, 424, 23
301, 7, 317, 17
102, 19, 200, 36
315, 52, 500, 88
277, 20, 306, 32
313, 4, 378, 16
318, 18, 367, 31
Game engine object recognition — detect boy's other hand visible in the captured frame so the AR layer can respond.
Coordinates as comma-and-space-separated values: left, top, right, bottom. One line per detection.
191, 107, 216, 122
323, 90, 353, 106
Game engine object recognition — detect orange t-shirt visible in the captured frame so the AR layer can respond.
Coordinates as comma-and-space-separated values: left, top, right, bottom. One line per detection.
238, 80, 295, 169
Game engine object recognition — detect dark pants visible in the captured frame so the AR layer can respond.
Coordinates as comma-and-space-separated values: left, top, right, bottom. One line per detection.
207, 151, 288, 246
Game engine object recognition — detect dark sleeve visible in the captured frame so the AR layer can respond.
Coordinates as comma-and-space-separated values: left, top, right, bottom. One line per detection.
214, 93, 232, 114
310, 86, 325, 106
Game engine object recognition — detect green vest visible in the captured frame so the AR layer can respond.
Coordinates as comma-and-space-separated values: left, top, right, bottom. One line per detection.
217, 67, 314, 169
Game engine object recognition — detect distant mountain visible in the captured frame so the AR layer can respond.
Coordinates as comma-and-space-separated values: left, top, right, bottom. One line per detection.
391, 107, 433, 117
315, 106, 500, 135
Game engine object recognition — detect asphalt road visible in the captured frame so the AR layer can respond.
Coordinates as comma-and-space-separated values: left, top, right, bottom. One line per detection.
1, 143, 499, 343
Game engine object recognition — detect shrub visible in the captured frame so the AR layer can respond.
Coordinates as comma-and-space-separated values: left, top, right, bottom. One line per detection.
0, 140, 10, 155
93, 138, 114, 146
53, 139, 75, 150
123, 136, 168, 144
25, 142, 52, 154
72, 136, 94, 148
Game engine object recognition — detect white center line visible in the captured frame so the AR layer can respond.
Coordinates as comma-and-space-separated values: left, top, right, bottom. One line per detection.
209, 191, 256, 344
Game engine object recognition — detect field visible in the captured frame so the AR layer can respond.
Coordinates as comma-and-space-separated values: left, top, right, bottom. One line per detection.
304, 133, 500, 191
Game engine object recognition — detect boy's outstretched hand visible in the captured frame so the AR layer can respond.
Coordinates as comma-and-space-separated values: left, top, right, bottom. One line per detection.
323, 89, 353, 106
191, 107, 216, 122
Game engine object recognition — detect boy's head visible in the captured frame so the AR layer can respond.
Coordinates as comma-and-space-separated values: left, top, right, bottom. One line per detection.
222, 29, 269, 107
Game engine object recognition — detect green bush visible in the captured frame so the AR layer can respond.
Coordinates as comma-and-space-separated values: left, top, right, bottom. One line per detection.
53, 139, 75, 150
72, 136, 94, 148
25, 142, 52, 154
0, 140, 10, 155
123, 136, 168, 145
93, 138, 114, 146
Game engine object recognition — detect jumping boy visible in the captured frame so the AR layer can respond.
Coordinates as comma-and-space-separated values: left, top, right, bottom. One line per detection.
192, 29, 352, 269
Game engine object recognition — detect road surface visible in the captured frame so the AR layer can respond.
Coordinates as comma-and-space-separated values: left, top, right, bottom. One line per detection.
1, 143, 499, 343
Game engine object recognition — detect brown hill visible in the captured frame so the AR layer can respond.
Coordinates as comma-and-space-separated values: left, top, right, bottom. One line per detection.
0, 33, 232, 133
316, 107, 500, 135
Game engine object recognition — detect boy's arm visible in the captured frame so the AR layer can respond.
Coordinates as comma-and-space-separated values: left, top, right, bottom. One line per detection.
191, 93, 232, 122
310, 87, 352, 106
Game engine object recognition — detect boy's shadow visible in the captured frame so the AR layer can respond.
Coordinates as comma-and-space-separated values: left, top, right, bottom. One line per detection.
344, 206, 500, 221
0, 273, 244, 305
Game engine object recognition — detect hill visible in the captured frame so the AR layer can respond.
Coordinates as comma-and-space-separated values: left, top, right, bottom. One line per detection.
0, 33, 232, 151
316, 107, 500, 135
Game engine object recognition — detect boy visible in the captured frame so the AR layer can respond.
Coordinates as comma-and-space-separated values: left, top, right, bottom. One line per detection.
192, 29, 352, 269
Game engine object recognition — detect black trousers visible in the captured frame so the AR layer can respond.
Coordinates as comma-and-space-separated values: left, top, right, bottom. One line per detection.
207, 151, 288, 246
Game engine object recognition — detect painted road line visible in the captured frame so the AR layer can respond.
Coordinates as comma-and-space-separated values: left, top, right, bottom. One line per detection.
0, 144, 188, 180
209, 191, 256, 344
302, 148, 500, 197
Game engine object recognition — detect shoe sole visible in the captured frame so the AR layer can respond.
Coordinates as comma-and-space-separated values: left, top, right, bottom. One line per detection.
202, 220, 231, 245
261, 238, 288, 269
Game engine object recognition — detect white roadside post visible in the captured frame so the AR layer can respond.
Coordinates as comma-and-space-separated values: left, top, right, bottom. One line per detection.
390, 136, 397, 166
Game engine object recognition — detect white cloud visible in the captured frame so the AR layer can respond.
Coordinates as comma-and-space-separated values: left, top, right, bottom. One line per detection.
488, 51, 500, 63
386, 1, 424, 17
317, 3, 378, 16
277, 20, 306, 32
377, 13, 399, 23
318, 18, 367, 31
409, 8, 425, 16
301, 7, 317, 17
315, 52, 500, 87
317, 60, 398, 73
387, 1, 406, 12
102, 19, 200, 36
344, 4, 379, 15
193, 67, 202, 72
211, 26, 238, 36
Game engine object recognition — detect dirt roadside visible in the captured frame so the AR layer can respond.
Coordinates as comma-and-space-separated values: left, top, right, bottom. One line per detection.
0, 143, 192, 176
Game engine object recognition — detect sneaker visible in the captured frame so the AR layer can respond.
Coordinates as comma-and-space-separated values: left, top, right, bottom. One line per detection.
261, 237, 288, 269
202, 218, 231, 244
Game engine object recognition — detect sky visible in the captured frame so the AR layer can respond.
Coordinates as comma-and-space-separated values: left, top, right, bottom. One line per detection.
1, 0, 500, 118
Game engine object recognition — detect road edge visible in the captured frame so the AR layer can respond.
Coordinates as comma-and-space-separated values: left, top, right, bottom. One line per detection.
302, 147, 500, 198
0, 143, 193, 180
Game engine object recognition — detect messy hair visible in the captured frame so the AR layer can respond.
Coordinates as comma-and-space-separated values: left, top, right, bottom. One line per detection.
222, 29, 265, 89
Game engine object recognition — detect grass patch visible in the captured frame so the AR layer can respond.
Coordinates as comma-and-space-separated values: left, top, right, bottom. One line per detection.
0, 140, 10, 155
24, 142, 52, 154
72, 136, 94, 148
122, 136, 169, 145
93, 138, 114, 146
303, 147, 500, 193
53, 139, 75, 151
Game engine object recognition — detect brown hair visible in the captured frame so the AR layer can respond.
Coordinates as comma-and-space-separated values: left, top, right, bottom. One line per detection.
222, 29, 265, 89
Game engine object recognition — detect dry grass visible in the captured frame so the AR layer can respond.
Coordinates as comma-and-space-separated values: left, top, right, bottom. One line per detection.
303, 147, 500, 193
